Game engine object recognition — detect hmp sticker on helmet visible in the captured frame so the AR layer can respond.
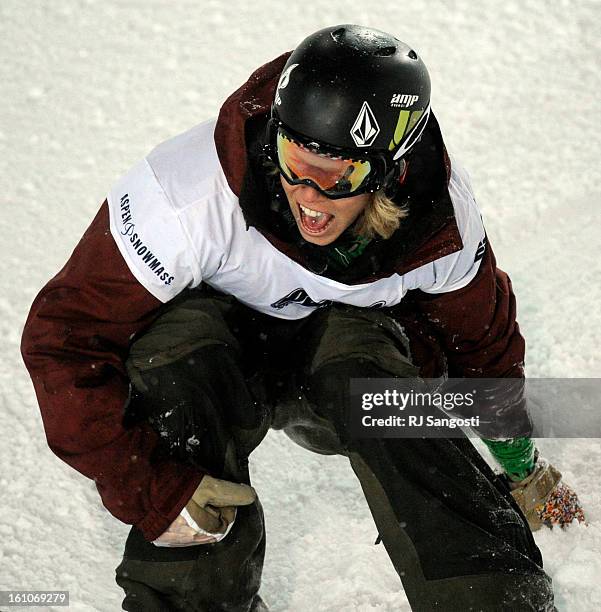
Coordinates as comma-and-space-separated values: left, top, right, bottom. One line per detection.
275, 63, 299, 106
351, 101, 380, 147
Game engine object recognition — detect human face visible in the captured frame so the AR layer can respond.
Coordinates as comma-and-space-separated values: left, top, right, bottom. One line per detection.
280, 174, 371, 246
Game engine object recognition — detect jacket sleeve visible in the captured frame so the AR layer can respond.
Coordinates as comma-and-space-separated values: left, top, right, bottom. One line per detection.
404, 160, 525, 380
405, 240, 531, 438
21, 202, 204, 541
399, 157, 529, 437
410, 241, 525, 379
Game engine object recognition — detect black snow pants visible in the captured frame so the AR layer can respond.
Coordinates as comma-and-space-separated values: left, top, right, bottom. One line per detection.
115, 286, 554, 612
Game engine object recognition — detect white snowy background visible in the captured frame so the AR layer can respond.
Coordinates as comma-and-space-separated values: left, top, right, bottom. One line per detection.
1, 1, 600, 610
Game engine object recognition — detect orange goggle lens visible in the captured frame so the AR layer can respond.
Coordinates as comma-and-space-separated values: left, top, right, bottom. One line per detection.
276, 130, 372, 197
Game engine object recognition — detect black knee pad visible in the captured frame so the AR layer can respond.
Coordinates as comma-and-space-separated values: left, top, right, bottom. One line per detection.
124, 345, 258, 476
304, 358, 393, 449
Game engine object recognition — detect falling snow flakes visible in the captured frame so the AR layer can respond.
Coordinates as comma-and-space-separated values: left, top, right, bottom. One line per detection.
186, 435, 201, 451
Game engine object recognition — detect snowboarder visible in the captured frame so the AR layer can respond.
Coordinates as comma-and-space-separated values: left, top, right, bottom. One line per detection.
22, 24, 583, 611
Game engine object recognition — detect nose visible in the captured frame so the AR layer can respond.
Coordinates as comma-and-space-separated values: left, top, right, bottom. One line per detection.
294, 184, 324, 203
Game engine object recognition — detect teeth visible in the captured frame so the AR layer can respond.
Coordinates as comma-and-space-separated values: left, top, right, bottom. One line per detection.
300, 204, 324, 218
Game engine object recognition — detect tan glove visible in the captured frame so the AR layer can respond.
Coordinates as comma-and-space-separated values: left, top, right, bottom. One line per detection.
510, 460, 586, 530
186, 475, 257, 535
153, 476, 256, 547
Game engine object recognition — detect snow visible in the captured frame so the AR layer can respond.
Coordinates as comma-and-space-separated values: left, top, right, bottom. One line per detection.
1, 1, 600, 610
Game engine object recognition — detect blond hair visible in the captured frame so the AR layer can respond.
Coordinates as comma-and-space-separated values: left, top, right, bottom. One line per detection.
353, 189, 408, 240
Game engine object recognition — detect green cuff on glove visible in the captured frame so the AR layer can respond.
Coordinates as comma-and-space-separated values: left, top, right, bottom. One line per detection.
483, 437, 536, 482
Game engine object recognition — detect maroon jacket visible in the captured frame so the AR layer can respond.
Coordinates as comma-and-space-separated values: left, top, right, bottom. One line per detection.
21, 55, 525, 541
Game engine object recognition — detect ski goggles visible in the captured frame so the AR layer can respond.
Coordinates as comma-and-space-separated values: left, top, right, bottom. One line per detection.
271, 125, 382, 199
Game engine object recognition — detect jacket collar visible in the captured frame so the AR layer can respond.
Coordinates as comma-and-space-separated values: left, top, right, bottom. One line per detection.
214, 53, 289, 197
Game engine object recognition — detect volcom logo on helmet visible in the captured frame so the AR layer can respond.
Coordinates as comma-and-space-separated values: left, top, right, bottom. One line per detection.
390, 94, 419, 108
275, 63, 299, 106
350, 101, 380, 147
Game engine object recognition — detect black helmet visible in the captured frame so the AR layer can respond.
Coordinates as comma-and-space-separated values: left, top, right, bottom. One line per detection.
266, 24, 431, 197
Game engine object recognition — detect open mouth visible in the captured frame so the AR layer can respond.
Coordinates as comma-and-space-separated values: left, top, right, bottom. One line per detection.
297, 203, 334, 235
